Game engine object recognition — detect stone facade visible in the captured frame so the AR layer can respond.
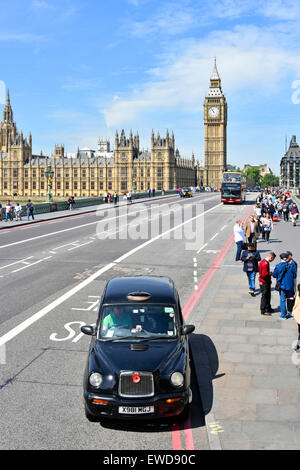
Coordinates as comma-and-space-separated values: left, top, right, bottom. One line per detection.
280, 135, 300, 189
203, 59, 227, 188
0, 91, 200, 197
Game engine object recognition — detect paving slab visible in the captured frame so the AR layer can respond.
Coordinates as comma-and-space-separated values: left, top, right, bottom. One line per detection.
191, 216, 300, 450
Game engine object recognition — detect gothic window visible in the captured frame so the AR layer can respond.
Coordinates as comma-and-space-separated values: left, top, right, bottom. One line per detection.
157, 152, 163, 161
82, 169, 86, 178
74, 169, 78, 178
121, 167, 127, 177
108, 169, 112, 178
82, 182, 86, 190
157, 167, 163, 178
99, 182, 103, 189
65, 169, 69, 178
121, 181, 127, 190
25, 182, 28, 189
65, 182, 69, 190
25, 169, 28, 178
74, 182, 78, 190
14, 151, 17, 159
33, 182, 36, 190
4, 169, 8, 178
91, 169, 95, 178
108, 181, 112, 190
41, 182, 44, 189
57, 182, 61, 190
41, 169, 44, 178
91, 181, 95, 190
121, 153, 126, 161
141, 168, 144, 177
32, 169, 36, 177
13, 169, 18, 178
132, 168, 137, 178
57, 168, 61, 178
99, 169, 103, 178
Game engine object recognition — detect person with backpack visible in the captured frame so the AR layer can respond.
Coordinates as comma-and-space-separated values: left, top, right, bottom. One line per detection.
14, 203, 22, 221
241, 242, 261, 296
292, 283, 300, 352
282, 202, 289, 222
26, 200, 34, 220
259, 252, 276, 315
273, 253, 297, 319
5, 200, 13, 222
290, 203, 299, 226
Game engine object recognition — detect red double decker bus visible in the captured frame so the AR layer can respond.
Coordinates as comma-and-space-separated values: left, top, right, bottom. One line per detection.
221, 172, 246, 204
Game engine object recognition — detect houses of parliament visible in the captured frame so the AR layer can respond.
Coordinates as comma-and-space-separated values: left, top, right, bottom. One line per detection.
0, 60, 227, 198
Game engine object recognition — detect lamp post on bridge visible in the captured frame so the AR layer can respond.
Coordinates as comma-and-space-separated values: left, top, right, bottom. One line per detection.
45, 164, 54, 202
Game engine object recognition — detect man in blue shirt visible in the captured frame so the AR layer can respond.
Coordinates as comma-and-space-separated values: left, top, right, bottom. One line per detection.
273, 253, 297, 319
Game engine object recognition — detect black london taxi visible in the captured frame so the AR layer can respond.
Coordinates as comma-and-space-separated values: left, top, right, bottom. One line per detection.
81, 276, 195, 421
180, 187, 193, 198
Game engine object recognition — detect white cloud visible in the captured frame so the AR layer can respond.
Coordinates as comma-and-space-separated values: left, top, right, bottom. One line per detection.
31, 1, 51, 8
102, 23, 300, 128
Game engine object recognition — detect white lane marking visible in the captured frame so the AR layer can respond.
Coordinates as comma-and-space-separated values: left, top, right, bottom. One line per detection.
0, 256, 34, 270
205, 250, 220, 254
0, 202, 222, 347
11, 256, 52, 273
52, 241, 79, 251
220, 225, 227, 231
0, 194, 219, 250
67, 240, 94, 251
0, 262, 115, 347
49, 251, 56, 254
210, 233, 219, 241
196, 242, 208, 254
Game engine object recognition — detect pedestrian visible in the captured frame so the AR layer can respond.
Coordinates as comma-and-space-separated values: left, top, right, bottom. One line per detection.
104, 190, 108, 204
272, 253, 297, 319
241, 242, 261, 296
244, 215, 260, 249
287, 251, 298, 292
234, 220, 245, 262
282, 202, 289, 222
113, 191, 118, 205
68, 196, 74, 210
148, 188, 151, 198
152, 188, 155, 197
26, 199, 34, 220
0, 201, 2, 221
162, 188, 165, 196
290, 203, 299, 226
261, 213, 273, 243
127, 190, 132, 204
292, 284, 300, 352
259, 252, 276, 315
5, 200, 13, 222
14, 203, 22, 221
277, 200, 283, 219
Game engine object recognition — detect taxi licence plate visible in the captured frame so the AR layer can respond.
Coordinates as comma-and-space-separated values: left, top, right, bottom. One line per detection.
119, 406, 154, 414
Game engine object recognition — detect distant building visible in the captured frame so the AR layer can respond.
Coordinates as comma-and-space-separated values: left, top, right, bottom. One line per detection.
243, 164, 273, 177
280, 135, 300, 189
0, 91, 201, 197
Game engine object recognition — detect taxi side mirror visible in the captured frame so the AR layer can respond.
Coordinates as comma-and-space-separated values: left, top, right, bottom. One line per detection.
181, 324, 195, 335
81, 325, 96, 336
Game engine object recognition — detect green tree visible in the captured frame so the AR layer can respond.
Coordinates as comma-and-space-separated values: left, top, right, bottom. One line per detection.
260, 174, 279, 188
244, 168, 261, 186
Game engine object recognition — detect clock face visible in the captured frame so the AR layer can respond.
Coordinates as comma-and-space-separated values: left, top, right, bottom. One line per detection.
208, 106, 219, 118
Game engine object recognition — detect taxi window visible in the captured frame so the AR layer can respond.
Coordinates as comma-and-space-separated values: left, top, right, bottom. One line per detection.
100, 305, 177, 339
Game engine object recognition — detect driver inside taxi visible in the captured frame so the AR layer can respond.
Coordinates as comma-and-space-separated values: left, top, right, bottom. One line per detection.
102, 306, 132, 333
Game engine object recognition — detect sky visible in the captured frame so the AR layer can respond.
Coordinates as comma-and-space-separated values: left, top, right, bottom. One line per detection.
1, 0, 300, 174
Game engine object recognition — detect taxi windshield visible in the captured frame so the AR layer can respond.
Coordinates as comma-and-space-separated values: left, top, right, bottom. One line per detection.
99, 304, 177, 339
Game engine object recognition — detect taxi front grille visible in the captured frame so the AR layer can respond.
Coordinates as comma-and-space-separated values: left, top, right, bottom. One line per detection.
119, 371, 154, 398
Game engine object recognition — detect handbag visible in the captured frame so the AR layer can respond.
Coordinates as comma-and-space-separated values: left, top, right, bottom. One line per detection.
275, 265, 289, 292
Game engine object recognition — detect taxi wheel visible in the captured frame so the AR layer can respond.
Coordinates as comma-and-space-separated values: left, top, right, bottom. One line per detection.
85, 405, 100, 422
178, 403, 190, 422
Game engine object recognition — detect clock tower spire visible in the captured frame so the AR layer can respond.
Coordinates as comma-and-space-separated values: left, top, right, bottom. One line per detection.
203, 58, 227, 188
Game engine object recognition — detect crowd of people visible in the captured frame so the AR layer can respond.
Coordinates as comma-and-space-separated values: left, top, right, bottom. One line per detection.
0, 199, 34, 222
234, 188, 300, 353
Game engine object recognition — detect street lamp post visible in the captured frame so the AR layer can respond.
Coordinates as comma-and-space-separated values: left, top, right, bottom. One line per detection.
45, 164, 54, 203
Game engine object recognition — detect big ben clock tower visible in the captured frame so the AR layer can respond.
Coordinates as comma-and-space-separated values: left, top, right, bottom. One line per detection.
204, 58, 227, 188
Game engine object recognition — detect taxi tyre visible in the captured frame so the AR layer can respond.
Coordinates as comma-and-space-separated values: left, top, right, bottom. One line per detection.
178, 403, 190, 422
85, 404, 100, 422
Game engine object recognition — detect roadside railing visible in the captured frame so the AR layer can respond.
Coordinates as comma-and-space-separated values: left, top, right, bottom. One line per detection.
0, 189, 177, 219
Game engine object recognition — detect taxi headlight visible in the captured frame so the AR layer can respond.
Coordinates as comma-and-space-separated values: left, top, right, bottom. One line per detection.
89, 372, 103, 388
170, 372, 184, 387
